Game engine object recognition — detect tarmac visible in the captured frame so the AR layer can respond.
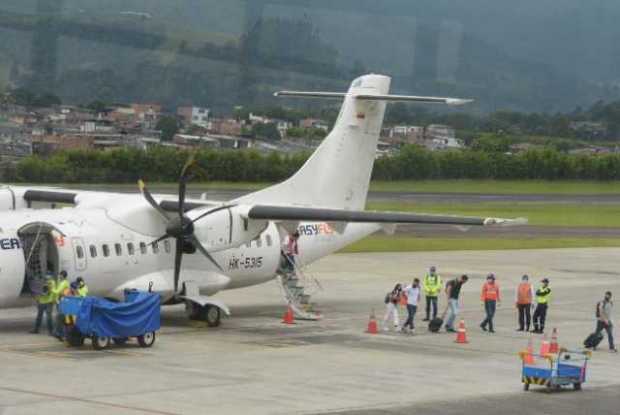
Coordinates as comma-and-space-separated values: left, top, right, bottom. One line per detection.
1, 248, 619, 415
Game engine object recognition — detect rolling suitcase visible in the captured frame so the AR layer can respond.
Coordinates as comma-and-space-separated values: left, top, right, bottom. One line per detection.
584, 331, 604, 349
428, 308, 448, 333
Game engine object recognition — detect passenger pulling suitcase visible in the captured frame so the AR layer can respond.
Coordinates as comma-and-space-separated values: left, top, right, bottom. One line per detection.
584, 331, 604, 349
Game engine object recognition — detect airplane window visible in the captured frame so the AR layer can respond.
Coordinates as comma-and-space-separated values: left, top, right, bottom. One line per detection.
76, 246, 84, 259
89, 245, 97, 258
127, 243, 135, 255
102, 244, 110, 257
164, 240, 171, 253
266, 235, 272, 246
140, 242, 147, 255
152, 242, 159, 254
115, 243, 122, 256
256, 237, 262, 248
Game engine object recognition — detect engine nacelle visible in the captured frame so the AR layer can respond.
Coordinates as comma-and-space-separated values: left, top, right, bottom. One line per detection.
189, 205, 267, 252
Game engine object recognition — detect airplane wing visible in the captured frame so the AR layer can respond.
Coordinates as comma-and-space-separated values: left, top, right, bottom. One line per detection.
246, 205, 526, 227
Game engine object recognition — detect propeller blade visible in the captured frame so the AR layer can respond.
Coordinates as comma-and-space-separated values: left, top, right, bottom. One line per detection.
138, 179, 169, 222
189, 204, 236, 226
190, 235, 224, 273
149, 234, 169, 247
173, 237, 184, 293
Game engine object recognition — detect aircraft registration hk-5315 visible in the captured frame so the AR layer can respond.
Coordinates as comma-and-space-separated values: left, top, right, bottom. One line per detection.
0, 74, 526, 326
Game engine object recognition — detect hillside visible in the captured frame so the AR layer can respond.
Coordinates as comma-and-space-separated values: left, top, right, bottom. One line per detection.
1, 0, 620, 112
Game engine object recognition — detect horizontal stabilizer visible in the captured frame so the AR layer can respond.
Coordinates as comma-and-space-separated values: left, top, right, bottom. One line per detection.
247, 205, 526, 227
274, 91, 472, 106
356, 94, 473, 106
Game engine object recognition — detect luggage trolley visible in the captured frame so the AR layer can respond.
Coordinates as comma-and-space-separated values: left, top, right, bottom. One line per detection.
59, 290, 161, 351
519, 348, 591, 391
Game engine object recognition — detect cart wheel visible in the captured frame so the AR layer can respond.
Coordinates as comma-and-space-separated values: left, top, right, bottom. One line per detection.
200, 305, 221, 327
113, 337, 129, 346
523, 383, 530, 391
92, 335, 110, 350
573, 383, 582, 391
137, 331, 156, 348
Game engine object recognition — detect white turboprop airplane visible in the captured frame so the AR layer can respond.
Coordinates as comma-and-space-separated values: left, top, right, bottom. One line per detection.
0, 74, 525, 326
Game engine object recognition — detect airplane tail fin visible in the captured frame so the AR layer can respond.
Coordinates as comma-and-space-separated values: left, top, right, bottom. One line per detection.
235, 74, 471, 210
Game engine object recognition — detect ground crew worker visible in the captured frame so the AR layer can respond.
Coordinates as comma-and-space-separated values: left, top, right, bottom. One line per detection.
595, 291, 617, 353
52, 270, 70, 340
75, 277, 89, 297
422, 266, 442, 322
30, 277, 55, 335
402, 278, 421, 333
515, 274, 535, 332
383, 283, 403, 331
532, 278, 551, 334
445, 274, 468, 333
480, 273, 500, 333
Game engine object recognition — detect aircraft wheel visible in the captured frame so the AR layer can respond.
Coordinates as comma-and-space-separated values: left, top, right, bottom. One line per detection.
201, 305, 221, 327
92, 335, 110, 350
137, 332, 156, 348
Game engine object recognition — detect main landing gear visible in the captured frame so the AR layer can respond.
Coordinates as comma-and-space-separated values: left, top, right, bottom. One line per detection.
185, 302, 222, 327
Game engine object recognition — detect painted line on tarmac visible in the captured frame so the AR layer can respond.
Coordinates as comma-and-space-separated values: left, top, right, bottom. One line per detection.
0, 386, 180, 415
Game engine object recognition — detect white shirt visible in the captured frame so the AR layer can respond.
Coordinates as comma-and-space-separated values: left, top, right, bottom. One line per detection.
404, 285, 421, 306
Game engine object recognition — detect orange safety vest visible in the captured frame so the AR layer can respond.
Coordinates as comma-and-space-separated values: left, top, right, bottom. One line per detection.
517, 282, 533, 305
481, 282, 500, 301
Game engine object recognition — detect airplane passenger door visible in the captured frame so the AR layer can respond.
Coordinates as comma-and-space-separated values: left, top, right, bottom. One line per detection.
71, 237, 87, 272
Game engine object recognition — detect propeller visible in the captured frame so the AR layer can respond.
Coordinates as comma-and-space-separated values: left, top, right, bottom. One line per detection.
138, 156, 234, 293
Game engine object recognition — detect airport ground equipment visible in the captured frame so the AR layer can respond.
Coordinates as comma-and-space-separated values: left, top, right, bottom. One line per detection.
59, 290, 160, 350
519, 349, 590, 391
276, 253, 322, 320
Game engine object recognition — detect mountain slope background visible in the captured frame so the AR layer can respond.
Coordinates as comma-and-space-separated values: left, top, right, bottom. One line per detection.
1, 0, 620, 112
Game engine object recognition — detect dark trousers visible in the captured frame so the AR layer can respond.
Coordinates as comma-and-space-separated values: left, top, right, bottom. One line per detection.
533, 303, 548, 332
34, 303, 53, 334
404, 304, 417, 329
517, 303, 532, 331
596, 321, 615, 350
480, 300, 497, 331
54, 305, 65, 338
425, 296, 438, 319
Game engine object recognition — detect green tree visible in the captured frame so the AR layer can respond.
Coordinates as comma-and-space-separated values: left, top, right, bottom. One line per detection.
156, 116, 180, 141
252, 123, 281, 141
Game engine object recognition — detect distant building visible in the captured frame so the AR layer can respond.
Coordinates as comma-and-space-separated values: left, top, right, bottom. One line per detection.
131, 103, 161, 129
210, 118, 242, 136
300, 118, 329, 131
425, 124, 455, 140
426, 137, 464, 151
569, 121, 607, 139
177, 106, 210, 128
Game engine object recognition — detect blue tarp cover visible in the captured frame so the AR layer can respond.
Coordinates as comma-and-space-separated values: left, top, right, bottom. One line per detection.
76, 292, 161, 338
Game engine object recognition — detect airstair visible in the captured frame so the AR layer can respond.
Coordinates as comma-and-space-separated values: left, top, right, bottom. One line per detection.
276, 253, 323, 320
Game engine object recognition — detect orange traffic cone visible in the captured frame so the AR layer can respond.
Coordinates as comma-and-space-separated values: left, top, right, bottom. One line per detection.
539, 333, 550, 355
549, 328, 559, 353
366, 309, 378, 335
455, 319, 469, 344
282, 304, 295, 325
523, 338, 535, 364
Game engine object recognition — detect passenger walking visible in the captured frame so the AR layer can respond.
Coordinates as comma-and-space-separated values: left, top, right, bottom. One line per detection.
383, 284, 403, 331
445, 275, 468, 332
283, 231, 300, 272
532, 278, 551, 334
480, 273, 500, 333
515, 274, 535, 332
595, 291, 617, 353
422, 266, 442, 322
402, 278, 421, 333
29, 277, 54, 335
